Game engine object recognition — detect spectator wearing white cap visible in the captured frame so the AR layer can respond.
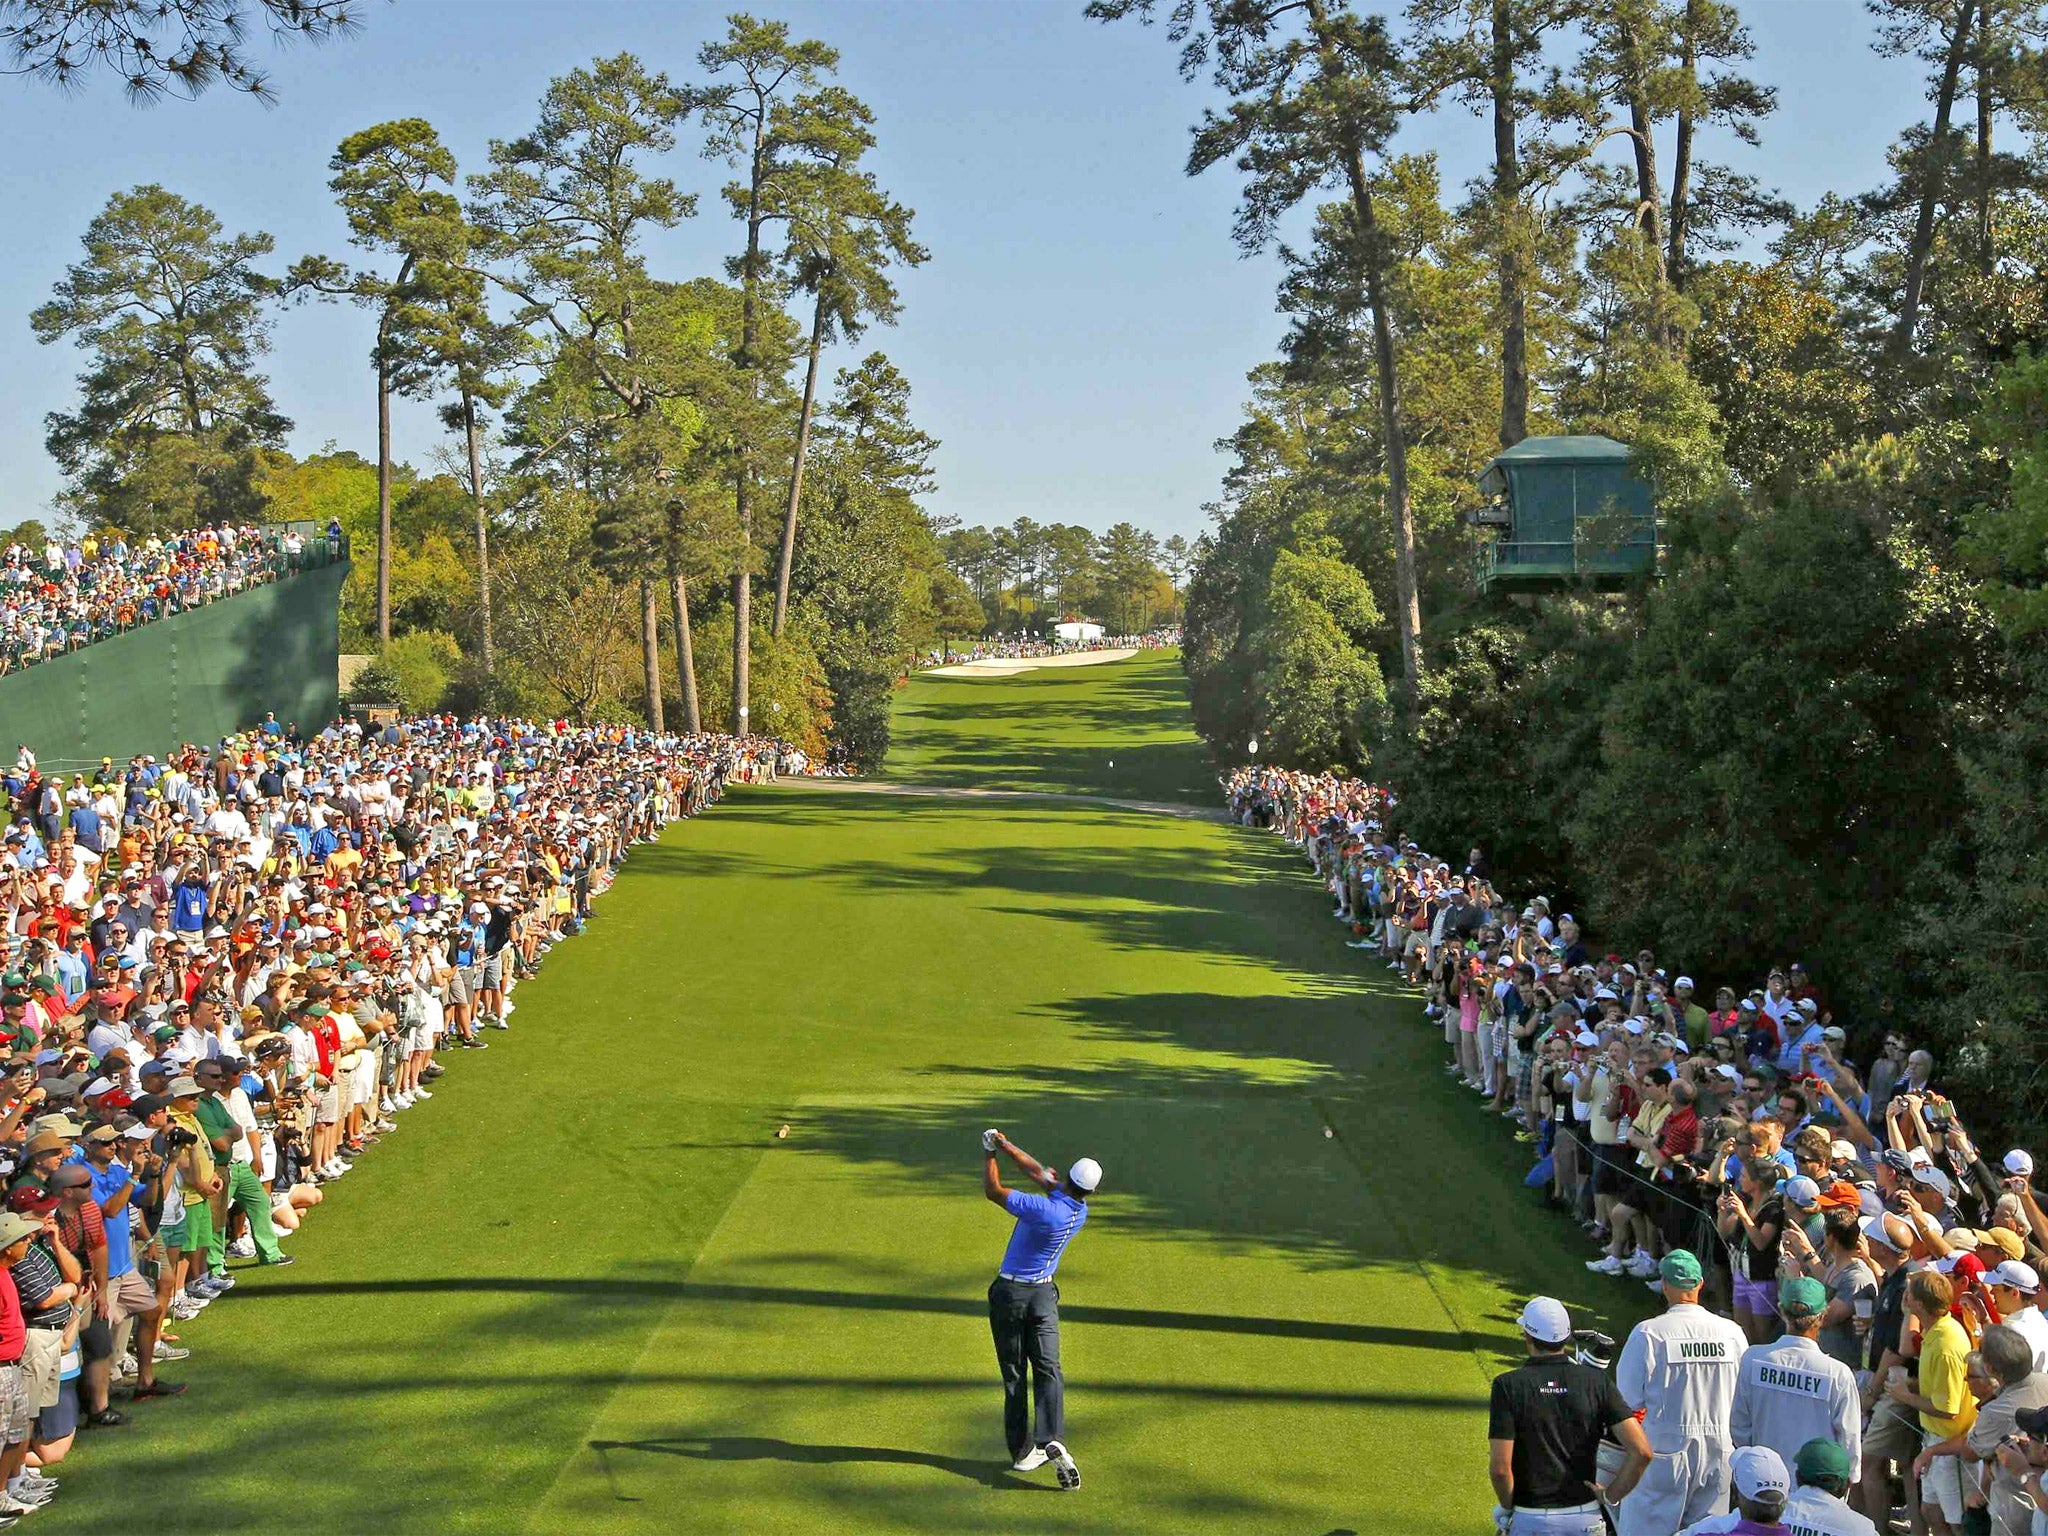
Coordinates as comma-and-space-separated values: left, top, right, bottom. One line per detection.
1991, 1263, 2048, 1374
1488, 1296, 1651, 1534
1675, 1443, 1792, 1532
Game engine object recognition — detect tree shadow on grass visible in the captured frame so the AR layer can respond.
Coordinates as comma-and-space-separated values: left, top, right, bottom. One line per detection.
589, 1435, 1051, 1492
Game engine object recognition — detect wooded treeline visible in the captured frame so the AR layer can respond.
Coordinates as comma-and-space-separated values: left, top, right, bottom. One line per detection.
27, 18, 984, 769
940, 519, 1189, 636
1108, 0, 2048, 1142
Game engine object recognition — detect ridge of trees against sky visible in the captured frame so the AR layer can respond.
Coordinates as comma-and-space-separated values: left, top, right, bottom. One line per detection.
12, 1, 2048, 1141
1097, 0, 2048, 1150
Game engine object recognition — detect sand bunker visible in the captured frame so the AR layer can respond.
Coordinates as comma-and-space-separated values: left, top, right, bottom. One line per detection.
925, 647, 1139, 679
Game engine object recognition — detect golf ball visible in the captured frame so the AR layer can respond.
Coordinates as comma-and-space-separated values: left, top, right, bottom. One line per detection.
1323, 1127, 1334, 1138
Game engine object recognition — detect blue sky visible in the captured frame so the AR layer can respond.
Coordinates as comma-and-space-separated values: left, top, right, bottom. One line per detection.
0, 0, 1924, 541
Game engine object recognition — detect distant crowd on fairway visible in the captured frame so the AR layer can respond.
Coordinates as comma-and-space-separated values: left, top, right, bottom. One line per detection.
0, 523, 341, 677
0, 709, 805, 1521
924, 627, 1181, 667
1229, 763, 2048, 1536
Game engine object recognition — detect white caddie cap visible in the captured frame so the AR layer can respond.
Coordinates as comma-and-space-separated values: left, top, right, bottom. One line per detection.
1068, 1158, 1102, 1193
1517, 1296, 1572, 1344
1730, 1445, 1790, 1503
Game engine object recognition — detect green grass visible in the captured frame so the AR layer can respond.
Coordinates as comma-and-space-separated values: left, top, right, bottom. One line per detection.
887, 648, 1215, 804
42, 653, 1647, 1534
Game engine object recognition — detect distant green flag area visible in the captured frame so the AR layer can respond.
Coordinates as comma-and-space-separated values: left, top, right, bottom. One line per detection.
36, 653, 1644, 1535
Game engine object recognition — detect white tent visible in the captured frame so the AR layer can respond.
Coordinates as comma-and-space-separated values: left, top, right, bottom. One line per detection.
1053, 620, 1105, 643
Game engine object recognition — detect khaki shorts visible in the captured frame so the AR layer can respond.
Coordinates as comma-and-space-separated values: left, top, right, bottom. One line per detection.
0, 1362, 28, 1445
107, 1269, 159, 1324
1864, 1395, 1921, 1464
19, 1327, 61, 1412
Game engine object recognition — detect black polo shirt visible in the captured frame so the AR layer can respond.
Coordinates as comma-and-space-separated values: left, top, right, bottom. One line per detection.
1488, 1354, 1633, 1509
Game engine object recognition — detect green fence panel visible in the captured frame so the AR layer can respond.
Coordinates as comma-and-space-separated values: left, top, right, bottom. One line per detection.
0, 561, 346, 771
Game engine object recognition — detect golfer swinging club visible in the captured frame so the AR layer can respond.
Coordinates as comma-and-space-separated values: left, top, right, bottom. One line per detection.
982, 1127, 1101, 1490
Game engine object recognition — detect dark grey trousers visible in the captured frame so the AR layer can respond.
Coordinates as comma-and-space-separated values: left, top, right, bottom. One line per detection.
987, 1277, 1063, 1457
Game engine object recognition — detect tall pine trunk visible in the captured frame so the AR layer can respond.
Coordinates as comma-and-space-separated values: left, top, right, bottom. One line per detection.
772, 287, 827, 638
1619, 16, 1667, 290
462, 391, 492, 697
1977, 5, 1995, 273
1667, 0, 1701, 291
375, 349, 392, 648
1491, 0, 1528, 448
1344, 145, 1422, 707
667, 541, 700, 734
640, 578, 664, 734
1896, 0, 1977, 351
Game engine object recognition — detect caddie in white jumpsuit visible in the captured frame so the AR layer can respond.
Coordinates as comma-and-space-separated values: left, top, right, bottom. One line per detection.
1728, 1277, 1861, 1473
1615, 1249, 1750, 1536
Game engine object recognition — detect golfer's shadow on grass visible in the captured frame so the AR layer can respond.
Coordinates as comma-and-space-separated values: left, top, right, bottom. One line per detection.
589, 1435, 1054, 1493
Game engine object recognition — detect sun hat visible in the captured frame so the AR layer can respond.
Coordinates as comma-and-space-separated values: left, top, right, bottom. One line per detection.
1517, 1297, 1572, 1345
0, 1214, 40, 1249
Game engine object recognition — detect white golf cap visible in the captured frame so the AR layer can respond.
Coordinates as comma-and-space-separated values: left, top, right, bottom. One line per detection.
2007, 1150, 2036, 1177
1673, 976, 1694, 989
1993, 1260, 2042, 1294
1730, 1445, 1791, 1503
1068, 1158, 1102, 1192
1517, 1296, 1572, 1344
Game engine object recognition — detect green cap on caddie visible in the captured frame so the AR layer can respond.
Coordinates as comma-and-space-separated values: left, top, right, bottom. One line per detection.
1794, 1437, 1854, 1485
1779, 1276, 1828, 1315
1659, 1250, 1703, 1288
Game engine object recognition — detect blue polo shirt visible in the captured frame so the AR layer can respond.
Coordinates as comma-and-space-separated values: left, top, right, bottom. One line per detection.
998, 1188, 1088, 1282
87, 1161, 136, 1277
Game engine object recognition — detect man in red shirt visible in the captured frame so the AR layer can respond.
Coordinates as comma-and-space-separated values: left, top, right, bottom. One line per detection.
0, 1212, 36, 1512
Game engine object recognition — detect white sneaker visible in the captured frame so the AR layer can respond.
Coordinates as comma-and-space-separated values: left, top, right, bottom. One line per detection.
395, 1093, 415, 1109
1044, 1440, 1080, 1491
413, 1088, 432, 1100
226, 1238, 255, 1260
501, 1003, 514, 1018
379, 1096, 397, 1114
1626, 1253, 1662, 1280
1585, 1255, 1626, 1275
1012, 1448, 1048, 1472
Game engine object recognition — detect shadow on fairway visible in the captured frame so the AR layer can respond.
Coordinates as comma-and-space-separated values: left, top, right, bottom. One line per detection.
589, 1435, 1050, 1492
230, 1272, 1478, 1352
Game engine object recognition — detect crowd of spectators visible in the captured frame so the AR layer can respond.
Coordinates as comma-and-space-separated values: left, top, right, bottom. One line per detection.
0, 523, 342, 676
1226, 763, 2048, 1536
0, 710, 794, 1524
925, 627, 1181, 666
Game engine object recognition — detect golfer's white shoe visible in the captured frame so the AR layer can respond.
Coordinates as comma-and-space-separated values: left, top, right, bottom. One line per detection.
1045, 1440, 1080, 1490
1011, 1448, 1048, 1472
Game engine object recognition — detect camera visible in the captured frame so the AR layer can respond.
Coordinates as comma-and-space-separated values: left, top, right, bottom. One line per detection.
162, 1125, 198, 1152
1927, 1104, 1954, 1130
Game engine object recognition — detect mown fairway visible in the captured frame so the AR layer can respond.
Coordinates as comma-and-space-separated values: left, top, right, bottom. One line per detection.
44, 652, 1642, 1534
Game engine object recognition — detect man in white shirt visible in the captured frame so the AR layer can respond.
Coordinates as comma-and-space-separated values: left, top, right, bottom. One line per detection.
1616, 1249, 1751, 1536
1992, 1263, 2048, 1373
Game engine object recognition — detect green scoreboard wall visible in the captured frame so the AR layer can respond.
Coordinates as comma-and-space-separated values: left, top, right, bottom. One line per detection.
0, 561, 347, 771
